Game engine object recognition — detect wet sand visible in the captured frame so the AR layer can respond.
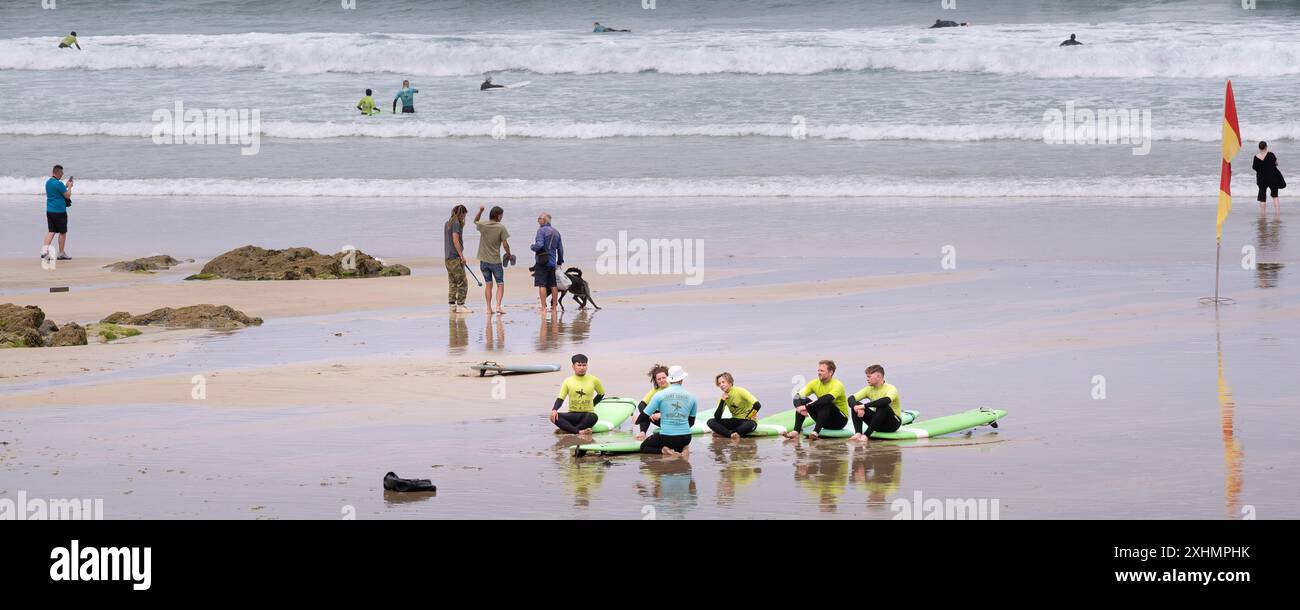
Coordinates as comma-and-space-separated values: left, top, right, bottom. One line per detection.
1, 197, 1297, 519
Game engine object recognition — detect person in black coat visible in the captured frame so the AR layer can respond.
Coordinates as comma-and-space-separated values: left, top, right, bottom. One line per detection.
1253, 141, 1285, 217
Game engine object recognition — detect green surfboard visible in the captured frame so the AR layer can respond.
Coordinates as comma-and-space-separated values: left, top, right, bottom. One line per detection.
799, 409, 921, 438
590, 397, 635, 433
571, 407, 919, 456
807, 408, 1005, 439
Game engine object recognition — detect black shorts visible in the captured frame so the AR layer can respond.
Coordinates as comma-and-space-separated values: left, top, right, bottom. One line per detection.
401, 106, 415, 114
533, 264, 557, 288
1258, 184, 1280, 201
46, 212, 68, 234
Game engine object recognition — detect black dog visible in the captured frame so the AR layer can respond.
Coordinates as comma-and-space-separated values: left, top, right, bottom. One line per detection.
560, 267, 600, 310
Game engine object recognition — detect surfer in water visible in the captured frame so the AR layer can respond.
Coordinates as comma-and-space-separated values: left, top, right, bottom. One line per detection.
356, 89, 379, 115
480, 76, 505, 91
930, 19, 968, 28
58, 31, 81, 50
392, 80, 418, 114
593, 21, 630, 32
1060, 34, 1083, 46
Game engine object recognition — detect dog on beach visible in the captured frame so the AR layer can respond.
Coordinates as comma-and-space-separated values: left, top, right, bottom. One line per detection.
526, 265, 601, 310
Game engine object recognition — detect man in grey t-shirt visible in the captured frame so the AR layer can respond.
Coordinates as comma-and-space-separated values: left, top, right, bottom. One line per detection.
444, 204, 471, 313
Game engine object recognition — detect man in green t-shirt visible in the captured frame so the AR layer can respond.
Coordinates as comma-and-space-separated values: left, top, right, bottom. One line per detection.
474, 204, 513, 314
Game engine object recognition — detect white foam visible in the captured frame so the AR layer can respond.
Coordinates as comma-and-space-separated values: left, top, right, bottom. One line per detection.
2, 120, 1294, 142
2, 24, 1297, 78
0, 174, 1246, 200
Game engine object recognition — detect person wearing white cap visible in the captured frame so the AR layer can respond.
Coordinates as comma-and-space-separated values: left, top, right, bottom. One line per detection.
639, 365, 698, 458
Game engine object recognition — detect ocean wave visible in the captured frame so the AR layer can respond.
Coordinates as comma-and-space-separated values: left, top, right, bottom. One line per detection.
2, 27, 1298, 78
0, 174, 1242, 200
2, 120, 1295, 142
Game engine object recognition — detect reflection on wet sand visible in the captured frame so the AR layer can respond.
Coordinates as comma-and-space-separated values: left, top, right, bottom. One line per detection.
483, 315, 506, 351
636, 457, 697, 519
793, 441, 849, 513
851, 444, 904, 510
383, 489, 436, 505
448, 316, 468, 353
1254, 216, 1285, 288
536, 309, 595, 351
553, 437, 607, 508
1215, 314, 1244, 518
708, 438, 761, 506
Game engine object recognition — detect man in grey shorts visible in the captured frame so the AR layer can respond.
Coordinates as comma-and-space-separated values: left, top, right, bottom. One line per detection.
474, 204, 513, 314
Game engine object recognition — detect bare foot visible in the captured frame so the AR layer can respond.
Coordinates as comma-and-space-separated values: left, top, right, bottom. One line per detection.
851, 433, 866, 442
634, 432, 646, 441
578, 428, 593, 437
807, 431, 819, 441
783, 431, 800, 440
661, 447, 679, 457
680, 448, 690, 460
730, 432, 740, 439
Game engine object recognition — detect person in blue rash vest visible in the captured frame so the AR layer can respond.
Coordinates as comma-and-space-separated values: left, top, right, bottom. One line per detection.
393, 80, 419, 113
640, 366, 698, 458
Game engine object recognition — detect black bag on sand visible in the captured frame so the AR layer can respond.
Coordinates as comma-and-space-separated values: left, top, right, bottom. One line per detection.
383, 471, 436, 492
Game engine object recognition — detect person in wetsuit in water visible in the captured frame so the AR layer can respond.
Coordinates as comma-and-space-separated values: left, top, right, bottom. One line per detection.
481, 76, 505, 90
930, 19, 968, 28
1060, 33, 1083, 46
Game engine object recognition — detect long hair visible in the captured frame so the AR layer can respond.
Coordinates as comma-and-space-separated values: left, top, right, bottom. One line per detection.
449, 204, 468, 221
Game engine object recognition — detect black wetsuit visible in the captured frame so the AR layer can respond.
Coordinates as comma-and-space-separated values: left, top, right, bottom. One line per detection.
481, 81, 505, 90
706, 399, 761, 437
792, 395, 847, 434
552, 395, 603, 433
850, 396, 902, 436
640, 416, 695, 454
1254, 152, 1285, 200
931, 20, 961, 28
1060, 38, 1083, 46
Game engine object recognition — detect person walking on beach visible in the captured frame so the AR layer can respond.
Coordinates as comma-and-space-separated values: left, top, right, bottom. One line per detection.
707, 372, 762, 439
474, 204, 513, 314
786, 360, 850, 440
58, 32, 81, 50
445, 204, 472, 314
531, 212, 564, 312
550, 353, 606, 436
1254, 141, 1285, 217
393, 79, 419, 114
849, 364, 902, 442
640, 365, 697, 459
43, 165, 73, 261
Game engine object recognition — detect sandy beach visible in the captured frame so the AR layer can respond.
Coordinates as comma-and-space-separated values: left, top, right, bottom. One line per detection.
2, 195, 1296, 519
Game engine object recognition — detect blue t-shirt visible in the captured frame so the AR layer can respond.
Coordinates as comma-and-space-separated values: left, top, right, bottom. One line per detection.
394, 87, 418, 108
594, 25, 608, 32
45, 177, 68, 213
645, 385, 697, 436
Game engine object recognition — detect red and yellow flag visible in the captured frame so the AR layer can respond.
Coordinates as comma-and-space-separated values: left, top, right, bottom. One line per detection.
1218, 81, 1242, 243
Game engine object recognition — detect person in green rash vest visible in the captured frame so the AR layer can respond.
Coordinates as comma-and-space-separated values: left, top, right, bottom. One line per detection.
707, 372, 761, 438
58, 32, 81, 50
633, 363, 670, 441
849, 364, 902, 441
393, 79, 418, 114
356, 89, 380, 115
785, 359, 850, 440
550, 353, 606, 436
